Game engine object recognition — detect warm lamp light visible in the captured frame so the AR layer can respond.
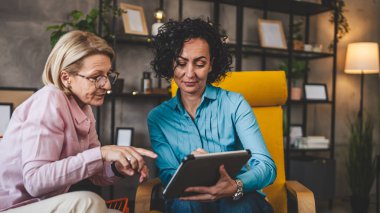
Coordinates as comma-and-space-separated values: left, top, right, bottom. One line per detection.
345, 42, 379, 74
344, 42, 379, 132
151, 9, 165, 36
154, 9, 164, 22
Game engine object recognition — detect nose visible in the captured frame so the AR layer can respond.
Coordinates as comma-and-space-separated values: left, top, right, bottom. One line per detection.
184, 64, 195, 78
103, 78, 112, 90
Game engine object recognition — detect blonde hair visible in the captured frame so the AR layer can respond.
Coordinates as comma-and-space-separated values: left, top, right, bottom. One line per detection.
42, 30, 115, 94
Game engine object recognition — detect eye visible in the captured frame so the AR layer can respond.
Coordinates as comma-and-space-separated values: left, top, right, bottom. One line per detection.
195, 61, 206, 68
176, 61, 187, 67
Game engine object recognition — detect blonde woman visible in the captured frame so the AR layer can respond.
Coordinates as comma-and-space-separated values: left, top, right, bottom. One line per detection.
0, 31, 157, 212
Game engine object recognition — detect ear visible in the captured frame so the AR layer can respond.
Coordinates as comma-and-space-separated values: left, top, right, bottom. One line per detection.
208, 58, 214, 73
60, 70, 71, 87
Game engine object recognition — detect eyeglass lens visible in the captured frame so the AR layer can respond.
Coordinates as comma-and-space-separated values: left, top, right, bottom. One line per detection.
96, 73, 118, 88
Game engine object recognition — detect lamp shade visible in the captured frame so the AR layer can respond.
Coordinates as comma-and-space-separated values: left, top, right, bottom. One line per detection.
344, 42, 380, 74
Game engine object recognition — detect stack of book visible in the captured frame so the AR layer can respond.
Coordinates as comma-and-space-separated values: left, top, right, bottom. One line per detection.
298, 136, 330, 149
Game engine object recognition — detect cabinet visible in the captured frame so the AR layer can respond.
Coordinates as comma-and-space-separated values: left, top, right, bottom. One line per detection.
178, 0, 338, 201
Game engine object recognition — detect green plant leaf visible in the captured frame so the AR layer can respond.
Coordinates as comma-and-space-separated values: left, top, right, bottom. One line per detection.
70, 10, 84, 21
46, 25, 62, 31
346, 115, 375, 197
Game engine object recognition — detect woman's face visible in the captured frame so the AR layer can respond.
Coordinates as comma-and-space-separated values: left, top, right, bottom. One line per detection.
173, 38, 212, 96
66, 54, 112, 107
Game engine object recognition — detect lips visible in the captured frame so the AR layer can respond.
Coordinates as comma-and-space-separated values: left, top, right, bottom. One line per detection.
95, 93, 106, 98
184, 81, 197, 87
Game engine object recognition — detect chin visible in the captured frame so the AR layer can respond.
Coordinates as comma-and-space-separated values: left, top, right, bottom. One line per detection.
181, 87, 201, 94
89, 99, 105, 107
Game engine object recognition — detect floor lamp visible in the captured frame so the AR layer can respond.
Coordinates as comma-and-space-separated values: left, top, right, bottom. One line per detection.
345, 42, 380, 213
344, 42, 379, 131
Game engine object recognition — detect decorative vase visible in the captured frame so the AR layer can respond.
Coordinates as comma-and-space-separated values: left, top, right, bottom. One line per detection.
291, 87, 302, 100
293, 40, 304, 51
350, 195, 369, 213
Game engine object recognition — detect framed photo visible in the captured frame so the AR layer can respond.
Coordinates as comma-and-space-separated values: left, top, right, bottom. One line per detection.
120, 3, 148, 36
0, 103, 13, 135
258, 19, 287, 49
290, 125, 303, 147
115, 127, 134, 146
304, 84, 328, 101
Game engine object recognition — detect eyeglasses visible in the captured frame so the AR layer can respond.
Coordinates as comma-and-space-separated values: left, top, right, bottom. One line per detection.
75, 72, 119, 88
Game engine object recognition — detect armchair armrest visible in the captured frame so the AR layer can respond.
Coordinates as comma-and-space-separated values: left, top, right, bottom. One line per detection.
285, 180, 315, 213
135, 178, 162, 213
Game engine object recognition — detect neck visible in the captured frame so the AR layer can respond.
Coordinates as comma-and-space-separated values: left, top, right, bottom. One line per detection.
180, 87, 206, 119
72, 95, 86, 109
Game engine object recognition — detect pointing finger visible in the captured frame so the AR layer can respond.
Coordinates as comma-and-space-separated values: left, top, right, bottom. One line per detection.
134, 148, 157, 158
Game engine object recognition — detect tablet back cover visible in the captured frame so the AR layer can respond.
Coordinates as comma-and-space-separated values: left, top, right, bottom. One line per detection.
163, 150, 251, 199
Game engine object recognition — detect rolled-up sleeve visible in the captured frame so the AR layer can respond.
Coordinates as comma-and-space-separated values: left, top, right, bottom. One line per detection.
233, 95, 277, 192
86, 109, 121, 185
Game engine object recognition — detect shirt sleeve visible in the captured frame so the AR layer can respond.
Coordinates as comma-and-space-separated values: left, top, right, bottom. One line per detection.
233, 94, 277, 192
86, 108, 121, 185
147, 110, 180, 186
21, 92, 105, 197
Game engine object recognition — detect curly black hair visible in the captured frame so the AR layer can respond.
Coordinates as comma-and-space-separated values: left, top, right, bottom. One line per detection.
150, 18, 233, 84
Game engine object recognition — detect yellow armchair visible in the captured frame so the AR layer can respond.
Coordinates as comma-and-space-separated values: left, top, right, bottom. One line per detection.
135, 71, 315, 213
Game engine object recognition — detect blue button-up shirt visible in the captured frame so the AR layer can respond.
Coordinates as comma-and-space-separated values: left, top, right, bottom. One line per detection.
147, 84, 276, 192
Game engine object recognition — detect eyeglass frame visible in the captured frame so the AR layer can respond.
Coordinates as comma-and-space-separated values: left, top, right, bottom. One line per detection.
75, 71, 120, 88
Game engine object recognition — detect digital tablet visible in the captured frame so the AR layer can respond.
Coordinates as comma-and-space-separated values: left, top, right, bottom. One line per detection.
163, 149, 251, 199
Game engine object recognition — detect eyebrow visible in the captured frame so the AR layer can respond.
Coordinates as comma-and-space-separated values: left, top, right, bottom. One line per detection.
88, 69, 112, 76
178, 56, 207, 61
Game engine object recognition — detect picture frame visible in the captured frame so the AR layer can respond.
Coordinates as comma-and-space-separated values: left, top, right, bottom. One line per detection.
115, 127, 134, 146
304, 83, 328, 101
290, 125, 303, 147
120, 3, 149, 36
258, 19, 287, 49
0, 103, 13, 135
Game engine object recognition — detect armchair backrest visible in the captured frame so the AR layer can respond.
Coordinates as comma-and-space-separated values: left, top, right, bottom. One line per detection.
171, 71, 288, 212
0, 87, 36, 110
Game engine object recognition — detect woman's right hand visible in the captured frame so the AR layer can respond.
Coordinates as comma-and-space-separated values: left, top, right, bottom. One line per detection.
100, 145, 157, 178
191, 148, 208, 155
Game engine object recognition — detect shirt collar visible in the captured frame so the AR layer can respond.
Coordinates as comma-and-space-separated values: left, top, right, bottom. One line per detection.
169, 84, 218, 114
67, 95, 91, 135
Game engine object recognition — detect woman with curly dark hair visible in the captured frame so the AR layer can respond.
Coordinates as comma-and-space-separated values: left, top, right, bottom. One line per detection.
148, 18, 275, 212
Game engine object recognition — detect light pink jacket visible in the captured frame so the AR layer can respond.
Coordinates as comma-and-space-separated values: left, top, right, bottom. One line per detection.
0, 85, 119, 211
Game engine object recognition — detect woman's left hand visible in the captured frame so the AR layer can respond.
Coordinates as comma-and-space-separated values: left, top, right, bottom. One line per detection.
179, 165, 238, 202
114, 161, 150, 183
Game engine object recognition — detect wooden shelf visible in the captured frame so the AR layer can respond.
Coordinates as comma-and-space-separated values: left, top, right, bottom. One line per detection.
228, 44, 334, 60
108, 35, 153, 46
198, 0, 334, 15
288, 100, 333, 104
288, 148, 331, 152
106, 92, 170, 99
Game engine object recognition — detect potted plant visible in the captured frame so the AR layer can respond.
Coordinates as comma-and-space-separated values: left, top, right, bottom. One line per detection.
278, 60, 309, 100
46, 0, 123, 47
346, 115, 375, 213
292, 19, 304, 51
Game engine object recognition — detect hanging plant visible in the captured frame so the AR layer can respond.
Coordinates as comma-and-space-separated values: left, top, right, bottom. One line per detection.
328, 0, 350, 51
